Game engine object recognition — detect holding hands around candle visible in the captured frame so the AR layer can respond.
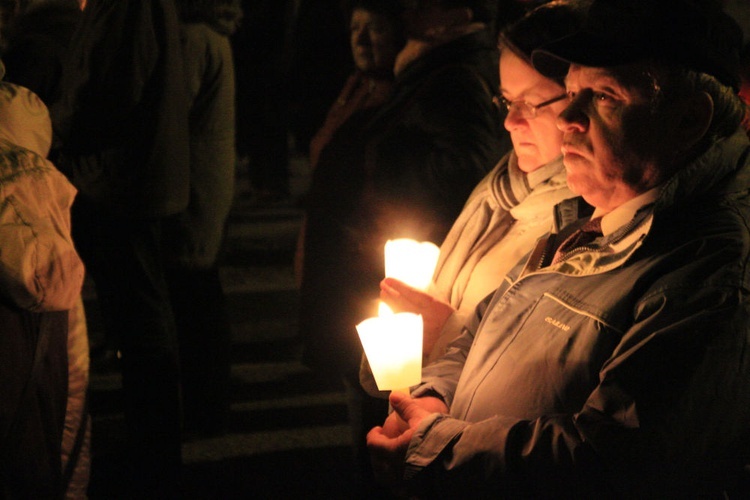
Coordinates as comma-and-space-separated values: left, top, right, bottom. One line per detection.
367, 391, 449, 487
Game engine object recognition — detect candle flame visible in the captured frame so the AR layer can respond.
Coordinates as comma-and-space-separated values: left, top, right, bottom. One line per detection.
378, 301, 394, 316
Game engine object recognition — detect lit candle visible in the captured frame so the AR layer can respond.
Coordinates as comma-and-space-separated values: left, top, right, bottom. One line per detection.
356, 303, 423, 392
384, 238, 440, 291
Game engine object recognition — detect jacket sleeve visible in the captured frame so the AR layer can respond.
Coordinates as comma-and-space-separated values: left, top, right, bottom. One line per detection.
412, 291, 495, 409
403, 284, 750, 498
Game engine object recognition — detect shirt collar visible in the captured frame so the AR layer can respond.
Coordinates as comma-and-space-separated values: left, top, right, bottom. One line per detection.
593, 187, 661, 236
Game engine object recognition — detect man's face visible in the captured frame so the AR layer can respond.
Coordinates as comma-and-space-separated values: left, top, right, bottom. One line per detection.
558, 64, 671, 213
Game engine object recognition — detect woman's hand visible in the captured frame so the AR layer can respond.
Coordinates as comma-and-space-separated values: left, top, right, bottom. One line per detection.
380, 277, 455, 355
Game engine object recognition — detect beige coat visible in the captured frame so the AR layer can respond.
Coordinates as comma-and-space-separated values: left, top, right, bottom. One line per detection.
0, 81, 89, 497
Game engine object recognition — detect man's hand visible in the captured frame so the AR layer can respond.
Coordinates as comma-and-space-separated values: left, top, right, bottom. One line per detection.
380, 278, 455, 355
367, 392, 449, 488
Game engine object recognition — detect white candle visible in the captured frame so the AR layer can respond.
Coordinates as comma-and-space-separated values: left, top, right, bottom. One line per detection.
356, 303, 423, 392
384, 238, 440, 291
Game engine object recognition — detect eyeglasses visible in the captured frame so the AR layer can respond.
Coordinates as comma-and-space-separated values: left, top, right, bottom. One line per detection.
492, 93, 568, 120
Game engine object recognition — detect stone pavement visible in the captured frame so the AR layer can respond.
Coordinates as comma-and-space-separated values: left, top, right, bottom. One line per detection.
85, 156, 366, 499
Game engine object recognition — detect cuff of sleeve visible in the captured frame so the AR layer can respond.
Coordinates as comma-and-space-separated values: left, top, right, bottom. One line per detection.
403, 413, 468, 480
410, 385, 450, 407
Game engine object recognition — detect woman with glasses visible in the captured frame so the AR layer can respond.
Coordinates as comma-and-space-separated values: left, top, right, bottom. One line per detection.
366, 1, 584, 389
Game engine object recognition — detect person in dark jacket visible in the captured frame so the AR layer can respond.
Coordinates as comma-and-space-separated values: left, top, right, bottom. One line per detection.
368, 0, 750, 497
50, 0, 190, 495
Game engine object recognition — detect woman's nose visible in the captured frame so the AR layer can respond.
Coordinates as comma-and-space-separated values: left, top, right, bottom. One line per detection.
503, 105, 526, 131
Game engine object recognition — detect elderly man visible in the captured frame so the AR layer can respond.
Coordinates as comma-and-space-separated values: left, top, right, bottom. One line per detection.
366, 0, 750, 497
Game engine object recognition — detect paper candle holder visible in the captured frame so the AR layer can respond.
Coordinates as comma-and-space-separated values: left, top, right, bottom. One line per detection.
356, 305, 423, 392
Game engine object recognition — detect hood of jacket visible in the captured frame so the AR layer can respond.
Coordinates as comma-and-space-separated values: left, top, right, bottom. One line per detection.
0, 83, 52, 157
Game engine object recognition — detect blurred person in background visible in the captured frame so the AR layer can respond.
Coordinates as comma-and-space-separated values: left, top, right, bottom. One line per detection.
167, 0, 242, 438
50, 0, 190, 495
294, 0, 405, 283
0, 79, 85, 499
0, 1, 91, 496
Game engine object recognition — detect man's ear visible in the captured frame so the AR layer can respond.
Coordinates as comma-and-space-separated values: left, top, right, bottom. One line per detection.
676, 90, 713, 150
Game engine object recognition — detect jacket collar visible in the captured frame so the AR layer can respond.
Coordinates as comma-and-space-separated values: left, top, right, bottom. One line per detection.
657, 128, 750, 212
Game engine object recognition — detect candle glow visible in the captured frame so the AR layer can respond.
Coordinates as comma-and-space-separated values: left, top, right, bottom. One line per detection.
384, 238, 440, 291
356, 239, 439, 392
356, 308, 423, 391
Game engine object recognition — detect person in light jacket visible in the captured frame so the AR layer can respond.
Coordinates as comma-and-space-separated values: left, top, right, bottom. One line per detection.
367, 2, 582, 395
0, 79, 86, 498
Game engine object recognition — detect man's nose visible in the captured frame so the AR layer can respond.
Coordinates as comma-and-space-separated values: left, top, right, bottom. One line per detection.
557, 92, 588, 133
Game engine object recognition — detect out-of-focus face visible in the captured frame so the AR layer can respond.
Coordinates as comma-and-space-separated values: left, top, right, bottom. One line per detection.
499, 49, 567, 173
350, 8, 401, 75
557, 64, 670, 213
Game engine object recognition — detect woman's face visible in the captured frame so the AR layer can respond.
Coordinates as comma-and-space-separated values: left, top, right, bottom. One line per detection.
350, 8, 402, 75
499, 49, 567, 172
